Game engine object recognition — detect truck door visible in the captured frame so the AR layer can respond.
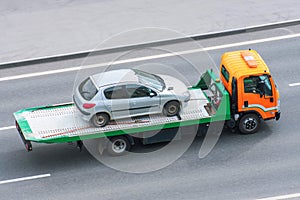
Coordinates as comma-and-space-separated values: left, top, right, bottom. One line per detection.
241, 75, 277, 119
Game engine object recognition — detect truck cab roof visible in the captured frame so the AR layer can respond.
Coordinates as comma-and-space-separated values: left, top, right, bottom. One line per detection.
221, 49, 270, 79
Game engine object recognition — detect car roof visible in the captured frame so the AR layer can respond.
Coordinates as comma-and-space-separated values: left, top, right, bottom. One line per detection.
90, 69, 139, 88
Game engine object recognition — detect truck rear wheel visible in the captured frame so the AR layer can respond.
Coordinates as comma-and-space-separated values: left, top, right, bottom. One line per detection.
238, 113, 260, 134
107, 136, 131, 156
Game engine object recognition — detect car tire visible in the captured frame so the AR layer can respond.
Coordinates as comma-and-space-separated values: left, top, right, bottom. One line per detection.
238, 113, 260, 134
107, 136, 131, 156
91, 113, 109, 127
163, 101, 180, 117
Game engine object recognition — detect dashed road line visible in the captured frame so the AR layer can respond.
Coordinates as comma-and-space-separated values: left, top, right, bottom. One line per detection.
289, 82, 300, 87
256, 193, 300, 200
0, 174, 51, 185
0, 126, 15, 131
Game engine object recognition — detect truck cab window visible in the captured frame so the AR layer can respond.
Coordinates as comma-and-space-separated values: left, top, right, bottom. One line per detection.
244, 75, 272, 96
221, 65, 230, 82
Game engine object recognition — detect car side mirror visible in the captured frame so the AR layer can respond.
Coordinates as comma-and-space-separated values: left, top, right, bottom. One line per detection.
149, 92, 156, 97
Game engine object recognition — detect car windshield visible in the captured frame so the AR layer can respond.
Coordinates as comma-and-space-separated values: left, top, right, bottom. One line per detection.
79, 77, 98, 100
133, 69, 165, 91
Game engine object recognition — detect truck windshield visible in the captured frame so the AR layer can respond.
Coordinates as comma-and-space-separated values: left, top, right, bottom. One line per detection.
79, 77, 98, 100
260, 75, 272, 96
133, 69, 165, 91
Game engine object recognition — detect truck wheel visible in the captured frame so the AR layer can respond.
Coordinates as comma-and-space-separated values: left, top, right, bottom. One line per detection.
107, 136, 131, 156
238, 113, 260, 134
92, 113, 109, 127
163, 101, 180, 116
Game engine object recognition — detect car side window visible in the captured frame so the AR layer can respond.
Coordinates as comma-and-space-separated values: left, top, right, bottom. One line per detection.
104, 86, 128, 99
126, 84, 155, 98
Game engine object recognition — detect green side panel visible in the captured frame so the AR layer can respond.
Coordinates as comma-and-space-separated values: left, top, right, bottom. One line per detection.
211, 94, 231, 122
192, 70, 212, 90
193, 69, 231, 122
14, 109, 32, 135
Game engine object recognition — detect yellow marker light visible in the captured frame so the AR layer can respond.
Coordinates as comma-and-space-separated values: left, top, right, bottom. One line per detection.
241, 51, 258, 68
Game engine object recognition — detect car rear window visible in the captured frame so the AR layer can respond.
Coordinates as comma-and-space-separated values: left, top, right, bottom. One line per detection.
79, 77, 98, 100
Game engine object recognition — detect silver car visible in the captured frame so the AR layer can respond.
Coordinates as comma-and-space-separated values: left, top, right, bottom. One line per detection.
73, 69, 190, 127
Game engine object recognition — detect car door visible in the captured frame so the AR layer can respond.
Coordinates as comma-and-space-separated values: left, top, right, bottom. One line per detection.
126, 84, 160, 116
103, 85, 130, 119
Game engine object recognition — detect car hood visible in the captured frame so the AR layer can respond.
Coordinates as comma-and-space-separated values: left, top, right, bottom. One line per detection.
159, 74, 190, 100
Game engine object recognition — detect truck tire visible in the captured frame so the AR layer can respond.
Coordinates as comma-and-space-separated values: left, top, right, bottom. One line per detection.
238, 113, 260, 134
163, 101, 180, 117
107, 136, 131, 156
92, 113, 109, 127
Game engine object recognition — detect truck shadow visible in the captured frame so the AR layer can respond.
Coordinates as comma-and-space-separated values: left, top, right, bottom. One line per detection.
188, 121, 274, 163
7, 121, 275, 174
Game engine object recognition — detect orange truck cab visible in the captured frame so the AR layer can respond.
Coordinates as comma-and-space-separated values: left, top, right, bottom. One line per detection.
220, 49, 280, 134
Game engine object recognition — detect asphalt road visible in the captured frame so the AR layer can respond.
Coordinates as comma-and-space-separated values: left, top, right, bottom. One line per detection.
0, 27, 300, 200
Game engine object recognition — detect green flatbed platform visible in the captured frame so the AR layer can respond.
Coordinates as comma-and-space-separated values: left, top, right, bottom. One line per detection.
14, 70, 231, 151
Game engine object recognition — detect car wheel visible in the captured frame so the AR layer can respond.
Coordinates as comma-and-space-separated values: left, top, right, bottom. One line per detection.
238, 113, 260, 134
163, 101, 180, 117
92, 113, 109, 127
107, 136, 131, 156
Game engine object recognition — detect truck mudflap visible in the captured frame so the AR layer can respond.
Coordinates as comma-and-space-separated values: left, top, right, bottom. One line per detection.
15, 121, 32, 152
275, 112, 281, 120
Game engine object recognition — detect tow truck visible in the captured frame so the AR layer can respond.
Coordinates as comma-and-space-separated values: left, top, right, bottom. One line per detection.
14, 49, 280, 156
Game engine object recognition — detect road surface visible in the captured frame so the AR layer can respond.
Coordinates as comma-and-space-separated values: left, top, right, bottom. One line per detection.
0, 26, 299, 200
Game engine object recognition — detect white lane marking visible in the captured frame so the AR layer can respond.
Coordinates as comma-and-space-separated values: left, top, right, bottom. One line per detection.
203, 33, 300, 51
289, 82, 300, 87
0, 126, 15, 131
0, 66, 81, 82
0, 174, 51, 185
0, 33, 300, 83
256, 193, 300, 200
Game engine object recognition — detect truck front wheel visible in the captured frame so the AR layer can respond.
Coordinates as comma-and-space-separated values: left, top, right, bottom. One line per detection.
107, 136, 131, 156
238, 113, 260, 134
